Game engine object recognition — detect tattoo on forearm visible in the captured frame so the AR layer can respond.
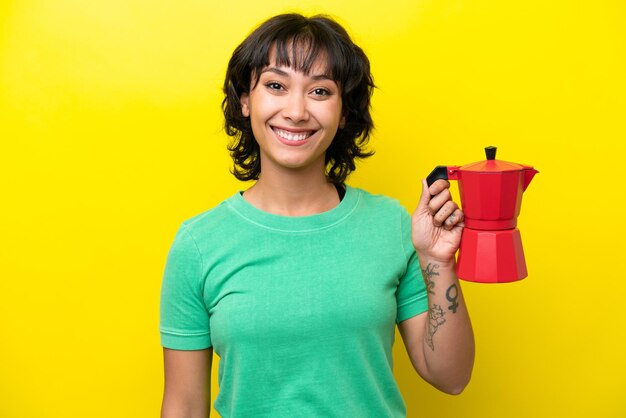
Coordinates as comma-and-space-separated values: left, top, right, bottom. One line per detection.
422, 263, 439, 295
426, 304, 446, 351
421, 264, 456, 349
446, 284, 459, 313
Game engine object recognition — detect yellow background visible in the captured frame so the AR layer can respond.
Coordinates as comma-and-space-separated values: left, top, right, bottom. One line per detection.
1, 0, 625, 417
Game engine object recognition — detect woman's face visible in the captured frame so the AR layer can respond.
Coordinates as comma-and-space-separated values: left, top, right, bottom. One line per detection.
240, 49, 344, 177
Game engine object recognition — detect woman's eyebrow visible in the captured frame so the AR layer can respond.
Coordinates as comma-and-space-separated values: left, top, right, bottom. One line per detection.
310, 74, 333, 81
260, 67, 333, 82
261, 67, 289, 77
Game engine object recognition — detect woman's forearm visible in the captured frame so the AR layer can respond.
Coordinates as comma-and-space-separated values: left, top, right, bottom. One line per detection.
418, 257, 475, 394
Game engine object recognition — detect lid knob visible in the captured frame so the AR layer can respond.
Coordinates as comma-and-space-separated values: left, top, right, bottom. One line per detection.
485, 146, 497, 160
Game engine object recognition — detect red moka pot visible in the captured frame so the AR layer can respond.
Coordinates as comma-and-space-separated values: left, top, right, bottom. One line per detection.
427, 147, 538, 283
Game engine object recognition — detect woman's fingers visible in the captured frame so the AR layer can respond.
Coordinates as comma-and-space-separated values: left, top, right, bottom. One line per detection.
433, 200, 459, 227
426, 179, 464, 230
428, 186, 451, 215
427, 179, 450, 197
443, 208, 464, 230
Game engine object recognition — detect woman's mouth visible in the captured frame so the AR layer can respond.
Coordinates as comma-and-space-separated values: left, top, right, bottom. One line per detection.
272, 127, 316, 142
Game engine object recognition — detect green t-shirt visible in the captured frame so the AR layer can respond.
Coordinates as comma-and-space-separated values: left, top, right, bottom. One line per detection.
160, 185, 428, 417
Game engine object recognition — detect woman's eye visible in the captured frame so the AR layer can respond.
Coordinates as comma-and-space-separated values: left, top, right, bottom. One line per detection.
312, 88, 330, 96
266, 82, 283, 90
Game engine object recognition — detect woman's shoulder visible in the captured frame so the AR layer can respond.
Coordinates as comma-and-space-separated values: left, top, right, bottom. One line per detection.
176, 192, 242, 239
348, 185, 406, 213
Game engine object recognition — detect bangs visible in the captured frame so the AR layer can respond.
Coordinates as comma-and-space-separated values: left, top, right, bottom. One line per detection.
246, 22, 351, 87
273, 36, 332, 78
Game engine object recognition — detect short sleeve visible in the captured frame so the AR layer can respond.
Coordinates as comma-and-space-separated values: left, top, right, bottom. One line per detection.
396, 207, 429, 324
159, 224, 212, 349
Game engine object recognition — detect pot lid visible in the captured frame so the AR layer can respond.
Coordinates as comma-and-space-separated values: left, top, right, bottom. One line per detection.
460, 146, 528, 172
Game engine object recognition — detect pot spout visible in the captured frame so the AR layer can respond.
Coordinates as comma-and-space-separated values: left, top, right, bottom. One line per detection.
522, 167, 538, 191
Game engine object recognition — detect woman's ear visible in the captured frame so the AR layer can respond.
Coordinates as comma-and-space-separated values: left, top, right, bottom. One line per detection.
339, 115, 346, 129
240, 93, 250, 117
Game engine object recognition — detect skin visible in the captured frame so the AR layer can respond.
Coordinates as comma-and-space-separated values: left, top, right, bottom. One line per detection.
161, 50, 475, 417
238, 48, 347, 216
398, 178, 475, 395
161, 348, 212, 418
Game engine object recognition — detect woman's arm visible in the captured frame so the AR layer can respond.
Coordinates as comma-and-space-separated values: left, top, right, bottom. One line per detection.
161, 348, 213, 418
398, 262, 474, 394
399, 179, 475, 395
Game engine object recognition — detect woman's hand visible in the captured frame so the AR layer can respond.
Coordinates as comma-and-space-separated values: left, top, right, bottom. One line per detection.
411, 179, 464, 265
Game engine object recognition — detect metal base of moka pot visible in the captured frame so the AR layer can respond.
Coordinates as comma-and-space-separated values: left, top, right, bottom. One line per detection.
456, 227, 528, 283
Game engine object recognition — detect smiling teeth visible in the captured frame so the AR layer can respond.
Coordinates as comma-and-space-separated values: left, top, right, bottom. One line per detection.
274, 128, 313, 141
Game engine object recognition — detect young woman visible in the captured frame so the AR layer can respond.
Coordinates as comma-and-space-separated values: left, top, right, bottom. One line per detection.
160, 13, 474, 418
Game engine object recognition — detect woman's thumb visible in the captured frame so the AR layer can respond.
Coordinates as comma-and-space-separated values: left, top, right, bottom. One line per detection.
417, 179, 431, 210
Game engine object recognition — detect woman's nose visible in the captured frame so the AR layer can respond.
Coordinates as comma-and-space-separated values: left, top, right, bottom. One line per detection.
282, 94, 309, 122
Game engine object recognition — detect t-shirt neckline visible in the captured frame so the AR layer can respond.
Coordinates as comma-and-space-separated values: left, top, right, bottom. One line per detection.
226, 185, 360, 233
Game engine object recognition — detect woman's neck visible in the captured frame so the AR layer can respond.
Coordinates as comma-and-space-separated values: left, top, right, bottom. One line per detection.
242, 168, 340, 217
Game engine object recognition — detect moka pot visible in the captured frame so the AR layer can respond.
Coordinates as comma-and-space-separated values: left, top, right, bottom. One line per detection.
427, 146, 538, 283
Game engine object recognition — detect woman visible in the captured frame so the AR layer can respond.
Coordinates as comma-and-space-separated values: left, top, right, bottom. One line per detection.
160, 13, 474, 418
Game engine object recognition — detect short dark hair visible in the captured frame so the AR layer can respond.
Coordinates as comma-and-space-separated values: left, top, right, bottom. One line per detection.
222, 13, 375, 184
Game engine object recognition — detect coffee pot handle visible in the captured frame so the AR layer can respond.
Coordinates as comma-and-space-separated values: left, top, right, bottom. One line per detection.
427, 166, 451, 187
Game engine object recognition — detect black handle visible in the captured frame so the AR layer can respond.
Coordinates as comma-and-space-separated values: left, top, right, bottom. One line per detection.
485, 146, 497, 160
426, 166, 449, 187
